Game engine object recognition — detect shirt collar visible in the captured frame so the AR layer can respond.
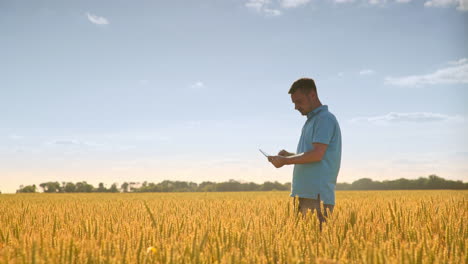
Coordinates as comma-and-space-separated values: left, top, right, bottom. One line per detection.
307, 105, 328, 119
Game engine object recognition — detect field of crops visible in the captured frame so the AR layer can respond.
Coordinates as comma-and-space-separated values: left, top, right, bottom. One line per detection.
0, 191, 466, 263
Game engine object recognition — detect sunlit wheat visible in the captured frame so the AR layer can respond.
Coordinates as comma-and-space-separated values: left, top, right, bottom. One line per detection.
0, 191, 466, 263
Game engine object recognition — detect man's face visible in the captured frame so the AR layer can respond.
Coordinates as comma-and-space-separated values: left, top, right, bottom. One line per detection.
291, 90, 314, 115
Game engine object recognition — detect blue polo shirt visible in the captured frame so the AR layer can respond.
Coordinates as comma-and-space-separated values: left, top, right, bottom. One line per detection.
290, 105, 342, 205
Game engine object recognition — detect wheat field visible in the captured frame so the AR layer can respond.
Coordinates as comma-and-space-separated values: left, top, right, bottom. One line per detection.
0, 191, 466, 263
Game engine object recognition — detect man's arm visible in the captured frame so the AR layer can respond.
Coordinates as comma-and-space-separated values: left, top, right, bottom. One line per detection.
285, 143, 327, 164
278, 149, 295, 157
268, 143, 328, 168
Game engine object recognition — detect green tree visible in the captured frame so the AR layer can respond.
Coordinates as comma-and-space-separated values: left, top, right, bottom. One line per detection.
261, 181, 288, 191
17, 185, 37, 193
199, 181, 216, 192
75, 182, 94, 192
39, 182, 62, 193
216, 180, 243, 192
96, 183, 107, 192
63, 182, 76, 192
121, 182, 129, 193
109, 183, 119, 193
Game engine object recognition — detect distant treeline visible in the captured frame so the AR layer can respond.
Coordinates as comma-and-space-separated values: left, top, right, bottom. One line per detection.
336, 175, 467, 190
13, 175, 467, 193
16, 181, 290, 193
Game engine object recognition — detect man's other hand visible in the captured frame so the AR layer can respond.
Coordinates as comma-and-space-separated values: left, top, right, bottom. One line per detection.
278, 149, 294, 157
268, 156, 287, 168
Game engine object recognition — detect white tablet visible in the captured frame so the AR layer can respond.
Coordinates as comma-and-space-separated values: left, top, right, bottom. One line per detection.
259, 149, 270, 157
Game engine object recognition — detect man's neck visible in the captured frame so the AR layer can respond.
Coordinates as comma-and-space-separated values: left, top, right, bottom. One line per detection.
311, 102, 323, 112
305, 102, 323, 117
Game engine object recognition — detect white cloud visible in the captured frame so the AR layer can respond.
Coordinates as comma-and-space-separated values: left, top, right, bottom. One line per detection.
245, 0, 269, 11
459, 0, 468, 10
86, 12, 109, 25
47, 139, 103, 147
280, 0, 311, 8
350, 112, 464, 124
424, 0, 468, 11
448, 58, 468, 65
263, 8, 283, 16
246, 0, 269, 11
190, 81, 205, 89
369, 0, 380, 4
244, 0, 465, 10
246, 0, 282, 16
385, 58, 468, 87
333, 0, 355, 3
425, 0, 456, 7
359, 69, 375, 75
244, 0, 317, 15
367, 0, 387, 5
50, 139, 82, 145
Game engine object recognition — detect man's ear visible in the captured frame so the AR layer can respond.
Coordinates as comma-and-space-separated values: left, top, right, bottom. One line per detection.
307, 89, 316, 99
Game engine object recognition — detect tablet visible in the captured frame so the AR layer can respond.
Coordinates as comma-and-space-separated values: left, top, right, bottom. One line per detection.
259, 149, 270, 157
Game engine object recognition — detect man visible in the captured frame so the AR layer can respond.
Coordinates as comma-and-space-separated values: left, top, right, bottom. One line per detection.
268, 78, 342, 228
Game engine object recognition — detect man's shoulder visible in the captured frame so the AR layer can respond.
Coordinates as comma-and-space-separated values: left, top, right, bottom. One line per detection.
317, 110, 339, 123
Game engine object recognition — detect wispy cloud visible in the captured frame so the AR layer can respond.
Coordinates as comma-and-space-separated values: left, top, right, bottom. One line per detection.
424, 0, 468, 11
246, 0, 282, 16
86, 12, 109, 25
392, 157, 436, 165
185, 121, 202, 129
385, 58, 468, 87
368, 0, 384, 5
280, 0, 311, 8
245, 0, 466, 11
333, 0, 356, 3
245, 0, 269, 10
448, 58, 468, 65
9, 134, 24, 140
263, 8, 283, 16
359, 69, 375, 76
138, 79, 149, 86
50, 139, 82, 145
350, 112, 464, 124
190, 81, 206, 89
102, 132, 170, 142
47, 139, 103, 147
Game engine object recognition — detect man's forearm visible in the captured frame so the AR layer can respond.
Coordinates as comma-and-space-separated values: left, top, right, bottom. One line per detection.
284, 150, 322, 165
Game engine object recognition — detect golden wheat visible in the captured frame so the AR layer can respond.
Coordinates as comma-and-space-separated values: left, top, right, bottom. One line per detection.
0, 191, 466, 263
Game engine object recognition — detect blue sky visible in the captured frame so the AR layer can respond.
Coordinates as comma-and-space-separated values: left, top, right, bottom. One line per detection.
1, 0, 467, 193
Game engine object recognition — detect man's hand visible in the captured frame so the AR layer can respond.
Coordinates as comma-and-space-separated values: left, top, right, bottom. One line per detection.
268, 156, 287, 168
278, 149, 294, 157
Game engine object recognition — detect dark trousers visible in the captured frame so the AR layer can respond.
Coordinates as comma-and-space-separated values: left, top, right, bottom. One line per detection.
294, 195, 334, 230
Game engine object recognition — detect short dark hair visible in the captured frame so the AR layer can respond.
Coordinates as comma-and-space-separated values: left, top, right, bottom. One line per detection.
288, 78, 317, 94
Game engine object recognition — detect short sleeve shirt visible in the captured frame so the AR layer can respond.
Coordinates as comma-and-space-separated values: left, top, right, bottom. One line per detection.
289, 105, 342, 205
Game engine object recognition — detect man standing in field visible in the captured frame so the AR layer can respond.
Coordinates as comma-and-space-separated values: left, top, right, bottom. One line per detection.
268, 78, 342, 228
